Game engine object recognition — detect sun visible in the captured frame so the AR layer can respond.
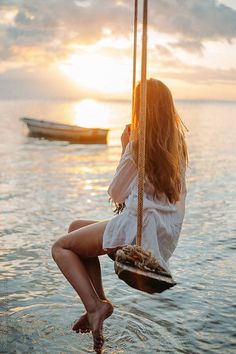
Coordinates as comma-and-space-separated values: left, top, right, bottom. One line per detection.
58, 53, 131, 95
73, 99, 111, 128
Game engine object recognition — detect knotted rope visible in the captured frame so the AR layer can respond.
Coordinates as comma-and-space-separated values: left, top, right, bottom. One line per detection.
116, 245, 166, 273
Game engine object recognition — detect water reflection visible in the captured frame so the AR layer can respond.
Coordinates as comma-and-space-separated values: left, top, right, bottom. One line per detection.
0, 100, 236, 353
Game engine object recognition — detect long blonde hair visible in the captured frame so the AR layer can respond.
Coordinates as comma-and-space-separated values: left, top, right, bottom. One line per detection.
131, 79, 188, 203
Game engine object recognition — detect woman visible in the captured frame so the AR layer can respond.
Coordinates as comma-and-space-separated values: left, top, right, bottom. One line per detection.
51, 79, 188, 353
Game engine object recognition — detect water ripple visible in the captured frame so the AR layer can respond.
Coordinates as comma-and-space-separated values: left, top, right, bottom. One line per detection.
1, 101, 236, 353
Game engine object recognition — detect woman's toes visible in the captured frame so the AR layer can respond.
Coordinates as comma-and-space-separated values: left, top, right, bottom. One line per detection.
93, 336, 104, 352
72, 313, 91, 334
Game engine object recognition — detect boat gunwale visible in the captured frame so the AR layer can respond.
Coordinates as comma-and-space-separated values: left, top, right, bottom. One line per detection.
21, 117, 109, 133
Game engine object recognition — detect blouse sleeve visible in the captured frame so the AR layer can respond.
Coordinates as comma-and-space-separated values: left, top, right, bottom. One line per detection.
108, 143, 137, 204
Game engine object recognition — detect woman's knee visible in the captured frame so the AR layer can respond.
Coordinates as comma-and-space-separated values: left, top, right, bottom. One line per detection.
68, 220, 81, 233
51, 241, 59, 262
51, 238, 65, 262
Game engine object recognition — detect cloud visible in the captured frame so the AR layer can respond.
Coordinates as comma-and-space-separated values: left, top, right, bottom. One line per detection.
0, 66, 90, 99
0, 55, 235, 101
158, 65, 236, 84
152, 0, 236, 41
168, 39, 204, 54
0, 0, 236, 63
0, 0, 236, 100
149, 43, 236, 85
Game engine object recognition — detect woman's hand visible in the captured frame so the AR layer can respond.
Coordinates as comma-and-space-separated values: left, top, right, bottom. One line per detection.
121, 124, 131, 154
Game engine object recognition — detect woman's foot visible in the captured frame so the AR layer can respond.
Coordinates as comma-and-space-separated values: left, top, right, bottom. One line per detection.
87, 300, 114, 353
72, 297, 109, 334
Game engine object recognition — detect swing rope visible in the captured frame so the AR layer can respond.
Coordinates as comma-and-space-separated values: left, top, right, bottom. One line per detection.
116, 0, 165, 273
136, 0, 148, 247
131, 0, 138, 125
115, 0, 176, 292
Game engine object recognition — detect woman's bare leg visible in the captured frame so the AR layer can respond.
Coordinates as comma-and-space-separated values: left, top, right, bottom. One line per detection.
67, 220, 108, 333
73, 256, 108, 334
52, 221, 114, 352
68, 220, 107, 300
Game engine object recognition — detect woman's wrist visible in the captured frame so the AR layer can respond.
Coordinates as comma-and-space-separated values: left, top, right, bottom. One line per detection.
121, 124, 131, 155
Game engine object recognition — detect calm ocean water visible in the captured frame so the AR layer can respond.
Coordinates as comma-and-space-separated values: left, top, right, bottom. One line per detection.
0, 99, 236, 354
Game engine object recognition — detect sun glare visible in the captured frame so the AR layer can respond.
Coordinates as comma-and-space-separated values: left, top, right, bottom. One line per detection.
58, 53, 131, 95
73, 99, 111, 128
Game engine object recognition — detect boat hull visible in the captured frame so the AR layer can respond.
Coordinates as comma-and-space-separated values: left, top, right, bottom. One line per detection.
21, 117, 109, 144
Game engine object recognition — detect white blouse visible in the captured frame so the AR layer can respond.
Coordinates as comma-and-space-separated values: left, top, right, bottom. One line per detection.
102, 142, 187, 272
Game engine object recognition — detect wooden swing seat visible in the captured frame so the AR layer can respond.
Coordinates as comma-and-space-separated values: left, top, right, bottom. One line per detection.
115, 261, 176, 294
108, 246, 176, 294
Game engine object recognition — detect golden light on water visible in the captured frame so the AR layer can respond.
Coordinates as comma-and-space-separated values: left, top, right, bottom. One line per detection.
74, 99, 111, 128
58, 53, 131, 94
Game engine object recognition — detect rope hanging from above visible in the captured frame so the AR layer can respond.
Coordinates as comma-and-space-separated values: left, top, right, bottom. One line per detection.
131, 0, 138, 122
114, 0, 177, 294
136, 0, 147, 247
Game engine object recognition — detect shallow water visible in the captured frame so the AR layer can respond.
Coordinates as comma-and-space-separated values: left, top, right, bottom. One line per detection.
0, 99, 236, 353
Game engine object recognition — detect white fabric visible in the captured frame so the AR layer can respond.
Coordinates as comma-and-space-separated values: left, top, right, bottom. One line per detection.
103, 142, 187, 272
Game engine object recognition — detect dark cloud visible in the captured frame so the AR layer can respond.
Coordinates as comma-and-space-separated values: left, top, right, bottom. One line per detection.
0, 0, 236, 62
168, 40, 204, 53
152, 0, 236, 41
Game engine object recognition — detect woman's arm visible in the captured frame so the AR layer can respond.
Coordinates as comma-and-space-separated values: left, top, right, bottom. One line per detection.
108, 156, 136, 203
108, 132, 137, 204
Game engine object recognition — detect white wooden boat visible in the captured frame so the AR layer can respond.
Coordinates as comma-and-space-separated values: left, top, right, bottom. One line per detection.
21, 117, 109, 144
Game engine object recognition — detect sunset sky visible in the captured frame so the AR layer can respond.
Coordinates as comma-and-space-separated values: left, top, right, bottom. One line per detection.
0, 0, 236, 101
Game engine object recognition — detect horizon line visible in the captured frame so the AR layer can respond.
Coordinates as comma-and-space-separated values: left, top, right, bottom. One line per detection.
0, 96, 236, 104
